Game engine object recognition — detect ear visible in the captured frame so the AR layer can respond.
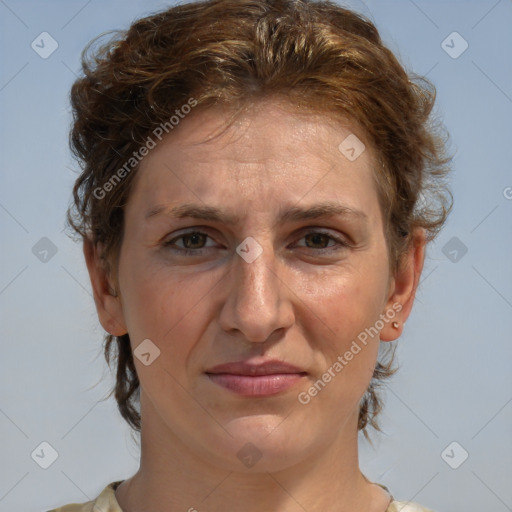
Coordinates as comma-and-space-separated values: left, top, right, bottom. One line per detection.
83, 237, 128, 336
380, 228, 426, 342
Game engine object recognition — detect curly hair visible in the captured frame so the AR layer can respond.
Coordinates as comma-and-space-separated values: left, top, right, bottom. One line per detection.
67, 0, 452, 437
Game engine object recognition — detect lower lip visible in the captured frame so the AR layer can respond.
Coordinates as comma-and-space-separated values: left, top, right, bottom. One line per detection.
206, 373, 306, 396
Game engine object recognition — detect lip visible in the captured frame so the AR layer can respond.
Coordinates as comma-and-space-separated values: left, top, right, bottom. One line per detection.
205, 360, 308, 397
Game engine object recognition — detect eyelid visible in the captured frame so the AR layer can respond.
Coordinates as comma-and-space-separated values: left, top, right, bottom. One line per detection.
293, 228, 351, 249
163, 226, 351, 253
163, 228, 219, 248
309, 230, 346, 242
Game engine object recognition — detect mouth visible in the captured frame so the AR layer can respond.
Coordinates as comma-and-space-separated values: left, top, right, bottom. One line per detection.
205, 360, 308, 397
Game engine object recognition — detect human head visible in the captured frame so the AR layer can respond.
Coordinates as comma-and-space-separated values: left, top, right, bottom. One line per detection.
67, 0, 452, 438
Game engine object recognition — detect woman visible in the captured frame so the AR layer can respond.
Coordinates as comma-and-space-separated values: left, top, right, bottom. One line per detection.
49, 0, 452, 510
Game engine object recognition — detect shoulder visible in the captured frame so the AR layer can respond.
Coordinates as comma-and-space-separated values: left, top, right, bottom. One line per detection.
387, 500, 435, 512
45, 481, 124, 512
45, 504, 92, 512
374, 482, 434, 512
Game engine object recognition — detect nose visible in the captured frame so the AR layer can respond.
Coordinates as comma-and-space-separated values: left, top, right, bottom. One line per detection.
218, 241, 295, 343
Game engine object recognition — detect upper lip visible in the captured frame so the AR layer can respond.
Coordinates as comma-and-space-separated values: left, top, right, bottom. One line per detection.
205, 360, 306, 376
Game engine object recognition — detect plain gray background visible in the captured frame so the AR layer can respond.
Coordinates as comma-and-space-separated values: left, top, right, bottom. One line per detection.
1, 1, 511, 511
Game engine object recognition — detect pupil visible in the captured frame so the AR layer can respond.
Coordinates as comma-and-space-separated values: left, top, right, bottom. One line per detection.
308, 233, 327, 248
185, 233, 204, 248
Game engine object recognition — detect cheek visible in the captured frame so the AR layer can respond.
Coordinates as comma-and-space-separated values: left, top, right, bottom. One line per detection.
306, 265, 386, 339
301, 256, 389, 390
118, 253, 220, 372
301, 277, 382, 415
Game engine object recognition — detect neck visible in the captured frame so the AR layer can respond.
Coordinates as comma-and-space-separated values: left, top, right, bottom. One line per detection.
116, 395, 391, 512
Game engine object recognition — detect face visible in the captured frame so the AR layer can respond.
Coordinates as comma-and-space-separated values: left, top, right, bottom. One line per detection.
87, 97, 422, 473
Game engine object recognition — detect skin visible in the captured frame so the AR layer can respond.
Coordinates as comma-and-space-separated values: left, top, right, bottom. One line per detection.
84, 96, 425, 512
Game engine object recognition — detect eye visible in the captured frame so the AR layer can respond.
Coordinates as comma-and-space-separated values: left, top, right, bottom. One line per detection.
293, 230, 349, 252
163, 228, 350, 257
163, 230, 215, 255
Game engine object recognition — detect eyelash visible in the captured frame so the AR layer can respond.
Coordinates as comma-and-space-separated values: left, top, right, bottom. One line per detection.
163, 229, 350, 256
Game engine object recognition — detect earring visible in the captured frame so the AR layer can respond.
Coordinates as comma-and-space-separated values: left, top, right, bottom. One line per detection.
392, 321, 399, 329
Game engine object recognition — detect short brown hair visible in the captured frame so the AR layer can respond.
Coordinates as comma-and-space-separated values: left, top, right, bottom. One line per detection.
67, 0, 452, 437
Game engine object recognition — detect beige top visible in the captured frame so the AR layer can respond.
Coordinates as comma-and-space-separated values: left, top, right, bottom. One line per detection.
46, 480, 434, 511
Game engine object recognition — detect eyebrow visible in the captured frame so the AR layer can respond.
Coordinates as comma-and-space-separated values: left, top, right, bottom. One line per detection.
145, 201, 368, 225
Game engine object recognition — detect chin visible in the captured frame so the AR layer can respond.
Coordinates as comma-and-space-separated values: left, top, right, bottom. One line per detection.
226, 412, 293, 437
205, 415, 316, 473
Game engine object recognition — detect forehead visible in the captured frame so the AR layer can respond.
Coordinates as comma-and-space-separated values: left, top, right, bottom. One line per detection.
128, 97, 381, 223
155, 98, 372, 166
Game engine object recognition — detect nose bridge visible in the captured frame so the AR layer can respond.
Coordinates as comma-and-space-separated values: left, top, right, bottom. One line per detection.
238, 245, 276, 308
220, 237, 292, 342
